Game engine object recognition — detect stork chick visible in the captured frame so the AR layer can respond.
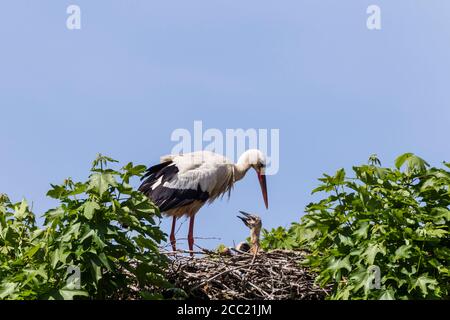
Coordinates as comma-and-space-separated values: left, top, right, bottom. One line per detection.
237, 211, 262, 254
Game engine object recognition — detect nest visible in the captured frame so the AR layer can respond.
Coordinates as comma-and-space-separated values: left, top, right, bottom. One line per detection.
163, 249, 331, 300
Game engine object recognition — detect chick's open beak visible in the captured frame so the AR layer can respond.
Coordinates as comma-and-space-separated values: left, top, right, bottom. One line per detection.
237, 211, 251, 227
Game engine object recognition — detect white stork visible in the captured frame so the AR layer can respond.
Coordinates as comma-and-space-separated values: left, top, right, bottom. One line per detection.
139, 149, 268, 253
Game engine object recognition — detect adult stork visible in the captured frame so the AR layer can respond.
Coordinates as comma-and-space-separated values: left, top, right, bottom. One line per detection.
139, 149, 269, 253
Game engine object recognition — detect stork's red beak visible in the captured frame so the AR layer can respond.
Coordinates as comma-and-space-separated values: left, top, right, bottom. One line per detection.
257, 172, 268, 209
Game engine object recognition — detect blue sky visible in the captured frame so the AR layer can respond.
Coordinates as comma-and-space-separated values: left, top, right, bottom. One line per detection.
1, 1, 450, 250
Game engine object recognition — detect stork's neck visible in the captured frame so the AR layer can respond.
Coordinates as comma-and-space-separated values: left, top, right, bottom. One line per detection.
234, 151, 253, 181
250, 227, 261, 254
234, 162, 251, 182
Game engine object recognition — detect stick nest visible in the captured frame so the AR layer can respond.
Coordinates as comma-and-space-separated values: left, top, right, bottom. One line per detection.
163, 249, 331, 300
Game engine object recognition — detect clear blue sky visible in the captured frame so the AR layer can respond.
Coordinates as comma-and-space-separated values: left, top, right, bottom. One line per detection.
1, 1, 450, 250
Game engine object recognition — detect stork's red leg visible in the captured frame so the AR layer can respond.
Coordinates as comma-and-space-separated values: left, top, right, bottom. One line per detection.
170, 216, 177, 251
188, 215, 195, 256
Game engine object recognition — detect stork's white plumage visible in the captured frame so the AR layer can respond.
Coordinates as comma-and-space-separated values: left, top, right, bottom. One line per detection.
139, 149, 268, 254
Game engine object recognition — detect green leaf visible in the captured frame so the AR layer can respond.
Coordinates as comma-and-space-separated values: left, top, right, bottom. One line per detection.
395, 153, 414, 170
395, 153, 429, 173
58, 289, 89, 300
334, 168, 346, 184
50, 248, 69, 269
362, 243, 386, 265
432, 208, 450, 222
46, 184, 67, 199
91, 153, 118, 170
88, 173, 117, 196
123, 163, 147, 176
394, 244, 412, 261
80, 229, 96, 243
25, 244, 42, 259
427, 228, 448, 238
327, 256, 352, 274
410, 275, 438, 297
0, 282, 18, 299
44, 207, 65, 221
60, 222, 81, 242
83, 201, 100, 220
353, 222, 370, 239
89, 258, 103, 283
379, 289, 395, 300
13, 199, 29, 220
338, 234, 354, 246
368, 154, 382, 166
97, 252, 112, 271
311, 185, 328, 194
434, 247, 450, 260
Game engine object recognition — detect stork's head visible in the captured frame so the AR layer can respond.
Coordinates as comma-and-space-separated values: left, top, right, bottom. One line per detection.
237, 149, 269, 209
237, 211, 262, 233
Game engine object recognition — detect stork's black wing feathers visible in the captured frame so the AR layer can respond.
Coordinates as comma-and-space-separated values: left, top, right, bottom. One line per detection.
139, 161, 210, 213
140, 161, 174, 181
148, 184, 209, 212
139, 161, 177, 195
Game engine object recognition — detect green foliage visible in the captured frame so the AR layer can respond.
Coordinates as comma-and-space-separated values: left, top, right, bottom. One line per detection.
263, 153, 450, 299
260, 226, 300, 250
0, 154, 169, 300
216, 244, 228, 252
